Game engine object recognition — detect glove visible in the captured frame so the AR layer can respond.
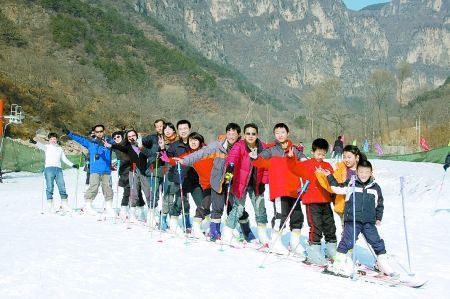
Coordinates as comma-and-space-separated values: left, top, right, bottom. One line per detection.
249, 148, 258, 159
29, 138, 37, 144
224, 172, 233, 184
72, 164, 79, 169
444, 164, 449, 171
160, 151, 170, 163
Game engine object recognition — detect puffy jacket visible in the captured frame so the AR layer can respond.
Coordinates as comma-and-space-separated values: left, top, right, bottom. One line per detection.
316, 161, 348, 214
182, 139, 232, 193
252, 140, 303, 201
68, 132, 112, 174
287, 157, 334, 204
167, 140, 190, 184
225, 139, 268, 200
328, 175, 384, 224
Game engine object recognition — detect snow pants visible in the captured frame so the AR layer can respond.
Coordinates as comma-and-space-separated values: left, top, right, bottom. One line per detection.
337, 222, 386, 255
305, 203, 336, 245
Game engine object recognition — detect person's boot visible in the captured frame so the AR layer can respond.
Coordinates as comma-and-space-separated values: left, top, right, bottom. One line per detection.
306, 244, 327, 265
160, 213, 168, 231
289, 229, 305, 257
192, 217, 204, 239
169, 216, 179, 234
202, 215, 211, 235
270, 231, 289, 255
46, 200, 54, 213
377, 254, 397, 277
239, 220, 256, 242
184, 214, 192, 234
129, 207, 137, 223
104, 200, 117, 217
221, 225, 243, 248
325, 242, 337, 261
257, 223, 270, 246
209, 221, 221, 242
119, 206, 128, 221
82, 200, 97, 216
331, 252, 353, 276
60, 200, 72, 213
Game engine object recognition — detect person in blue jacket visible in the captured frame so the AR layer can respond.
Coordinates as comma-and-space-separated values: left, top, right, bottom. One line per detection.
63, 124, 114, 216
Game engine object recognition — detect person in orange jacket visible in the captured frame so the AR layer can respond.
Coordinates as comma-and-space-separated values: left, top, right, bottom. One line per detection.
287, 138, 336, 265
316, 145, 367, 226
252, 123, 306, 255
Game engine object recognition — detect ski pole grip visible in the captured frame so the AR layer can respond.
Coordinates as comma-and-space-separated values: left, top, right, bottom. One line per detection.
163, 165, 167, 175
177, 161, 181, 173
132, 163, 136, 172
301, 180, 310, 193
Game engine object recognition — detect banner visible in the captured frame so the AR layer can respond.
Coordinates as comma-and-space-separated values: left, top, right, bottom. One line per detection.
420, 137, 430, 151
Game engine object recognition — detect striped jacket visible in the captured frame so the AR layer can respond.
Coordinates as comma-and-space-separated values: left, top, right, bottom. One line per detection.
327, 175, 384, 224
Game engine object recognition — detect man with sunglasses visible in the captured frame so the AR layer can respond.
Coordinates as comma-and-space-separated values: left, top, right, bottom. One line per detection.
221, 123, 270, 247
63, 124, 114, 216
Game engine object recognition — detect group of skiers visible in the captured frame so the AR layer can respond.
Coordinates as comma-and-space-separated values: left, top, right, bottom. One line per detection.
34, 119, 449, 277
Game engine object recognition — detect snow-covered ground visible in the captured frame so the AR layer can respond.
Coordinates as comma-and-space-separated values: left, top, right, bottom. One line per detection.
1, 159, 449, 298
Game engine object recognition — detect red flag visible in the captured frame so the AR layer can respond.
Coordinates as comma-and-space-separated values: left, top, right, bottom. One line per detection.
420, 137, 430, 151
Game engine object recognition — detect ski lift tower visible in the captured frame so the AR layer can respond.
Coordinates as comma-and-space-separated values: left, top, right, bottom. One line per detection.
0, 99, 26, 183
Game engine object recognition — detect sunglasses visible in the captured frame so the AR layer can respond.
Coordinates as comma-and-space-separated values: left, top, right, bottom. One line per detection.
113, 135, 122, 139
95, 130, 104, 133
245, 132, 257, 136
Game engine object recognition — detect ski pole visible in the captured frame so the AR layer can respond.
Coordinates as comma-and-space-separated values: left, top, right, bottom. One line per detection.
127, 163, 136, 229
72, 154, 82, 213
115, 159, 121, 210
350, 175, 357, 281
259, 180, 310, 268
177, 161, 189, 244
148, 164, 154, 233
400, 176, 414, 276
361, 235, 377, 265
150, 153, 160, 233
41, 168, 45, 215
158, 165, 167, 242
219, 163, 234, 251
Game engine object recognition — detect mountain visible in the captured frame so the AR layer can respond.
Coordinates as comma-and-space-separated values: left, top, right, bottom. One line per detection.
0, 0, 287, 140
140, 0, 449, 102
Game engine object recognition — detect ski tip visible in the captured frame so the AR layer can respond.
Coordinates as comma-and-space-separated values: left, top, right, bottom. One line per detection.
258, 265, 265, 269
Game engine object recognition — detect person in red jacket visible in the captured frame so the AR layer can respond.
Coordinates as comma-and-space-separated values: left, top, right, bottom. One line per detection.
221, 123, 270, 247
252, 123, 306, 255
287, 138, 337, 265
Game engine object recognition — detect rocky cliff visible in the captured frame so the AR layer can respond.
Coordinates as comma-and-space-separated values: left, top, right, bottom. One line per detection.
138, 0, 449, 101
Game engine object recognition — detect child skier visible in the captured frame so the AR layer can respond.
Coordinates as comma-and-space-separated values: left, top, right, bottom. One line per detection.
287, 138, 336, 264
320, 159, 395, 276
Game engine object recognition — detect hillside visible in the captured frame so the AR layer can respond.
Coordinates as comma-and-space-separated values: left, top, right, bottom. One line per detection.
0, 0, 289, 141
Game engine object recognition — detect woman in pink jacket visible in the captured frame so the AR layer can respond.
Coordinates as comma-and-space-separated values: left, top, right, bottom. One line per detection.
221, 123, 270, 247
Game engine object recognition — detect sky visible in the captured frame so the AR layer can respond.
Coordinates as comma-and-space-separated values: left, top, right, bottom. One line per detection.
343, 0, 391, 11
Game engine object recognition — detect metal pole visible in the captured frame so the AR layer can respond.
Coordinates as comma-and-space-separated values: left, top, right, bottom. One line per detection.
400, 176, 414, 276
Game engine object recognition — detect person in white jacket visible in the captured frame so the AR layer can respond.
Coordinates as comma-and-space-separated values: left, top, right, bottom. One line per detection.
32, 132, 79, 212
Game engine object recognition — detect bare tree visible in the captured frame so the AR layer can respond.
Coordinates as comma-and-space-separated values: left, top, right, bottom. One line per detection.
368, 69, 395, 142
396, 62, 412, 133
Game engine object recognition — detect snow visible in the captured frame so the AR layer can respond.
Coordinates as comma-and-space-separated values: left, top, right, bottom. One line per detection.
0, 159, 449, 298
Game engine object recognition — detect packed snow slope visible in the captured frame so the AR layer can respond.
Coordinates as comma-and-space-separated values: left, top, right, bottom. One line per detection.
0, 159, 449, 298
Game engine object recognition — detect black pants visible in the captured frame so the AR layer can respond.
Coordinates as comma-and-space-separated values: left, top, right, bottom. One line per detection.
271, 196, 303, 231
194, 188, 211, 219
305, 203, 337, 244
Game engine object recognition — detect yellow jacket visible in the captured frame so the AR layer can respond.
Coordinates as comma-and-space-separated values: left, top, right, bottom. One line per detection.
316, 161, 348, 215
